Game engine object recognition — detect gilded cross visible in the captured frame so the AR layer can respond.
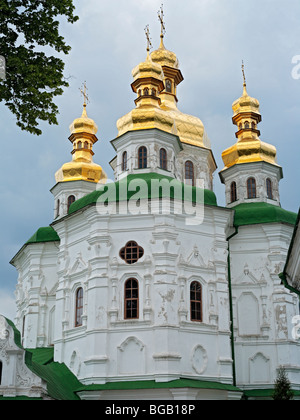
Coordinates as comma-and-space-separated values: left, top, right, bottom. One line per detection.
242, 61, 246, 86
79, 82, 89, 107
158, 4, 166, 37
144, 25, 152, 52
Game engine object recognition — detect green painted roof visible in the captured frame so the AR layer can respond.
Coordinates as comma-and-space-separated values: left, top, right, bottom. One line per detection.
233, 202, 297, 228
75, 378, 242, 393
68, 172, 218, 215
26, 226, 60, 244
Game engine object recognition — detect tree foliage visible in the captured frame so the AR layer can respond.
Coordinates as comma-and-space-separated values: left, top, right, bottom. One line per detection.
272, 367, 294, 400
0, 0, 79, 135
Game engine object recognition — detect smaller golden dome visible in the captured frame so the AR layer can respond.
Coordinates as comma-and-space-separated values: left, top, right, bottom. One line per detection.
232, 84, 260, 118
132, 51, 164, 82
55, 104, 106, 184
69, 105, 98, 136
150, 37, 179, 69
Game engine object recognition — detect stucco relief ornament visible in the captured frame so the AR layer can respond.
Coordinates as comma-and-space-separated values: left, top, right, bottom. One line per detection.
0, 316, 9, 341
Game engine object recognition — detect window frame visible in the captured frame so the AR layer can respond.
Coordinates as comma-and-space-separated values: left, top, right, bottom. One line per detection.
122, 151, 128, 171
119, 241, 144, 265
230, 181, 237, 203
159, 148, 167, 170
247, 177, 256, 199
75, 287, 84, 327
190, 281, 202, 322
138, 146, 148, 169
67, 195, 76, 212
266, 178, 273, 200
185, 160, 195, 187
124, 278, 139, 320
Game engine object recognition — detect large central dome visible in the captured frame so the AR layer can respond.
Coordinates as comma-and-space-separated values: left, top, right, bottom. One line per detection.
116, 35, 210, 149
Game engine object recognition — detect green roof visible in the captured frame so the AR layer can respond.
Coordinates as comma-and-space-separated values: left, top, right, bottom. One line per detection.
26, 226, 60, 244
75, 378, 242, 394
233, 202, 297, 228
68, 172, 218, 215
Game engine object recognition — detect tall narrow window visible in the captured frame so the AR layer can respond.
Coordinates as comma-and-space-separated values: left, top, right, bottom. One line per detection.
138, 146, 147, 169
67, 195, 76, 212
75, 287, 83, 327
185, 161, 195, 186
266, 178, 273, 199
244, 121, 250, 129
0, 361, 2, 385
122, 151, 128, 171
190, 281, 202, 322
56, 199, 60, 218
124, 278, 139, 319
160, 148, 167, 170
247, 177, 256, 199
230, 181, 237, 203
166, 79, 172, 93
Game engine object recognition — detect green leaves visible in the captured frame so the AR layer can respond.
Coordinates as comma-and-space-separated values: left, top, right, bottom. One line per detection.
0, 0, 79, 135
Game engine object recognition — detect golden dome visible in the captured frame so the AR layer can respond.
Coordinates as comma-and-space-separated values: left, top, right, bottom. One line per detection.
150, 37, 179, 69
232, 84, 260, 118
55, 105, 106, 184
117, 34, 209, 149
69, 105, 98, 136
221, 79, 278, 171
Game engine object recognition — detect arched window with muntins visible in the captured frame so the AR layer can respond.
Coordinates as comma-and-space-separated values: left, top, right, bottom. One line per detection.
185, 160, 195, 186
266, 178, 273, 199
124, 278, 139, 319
67, 195, 76, 212
247, 177, 256, 199
244, 121, 250, 129
122, 151, 127, 171
166, 79, 172, 93
160, 148, 167, 170
78, 141, 82, 149
138, 146, 147, 169
143, 87, 149, 96
75, 287, 83, 327
190, 281, 202, 322
230, 181, 237, 203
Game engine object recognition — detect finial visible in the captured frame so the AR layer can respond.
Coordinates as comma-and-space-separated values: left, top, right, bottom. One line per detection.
144, 24, 153, 53
241, 61, 246, 86
158, 4, 166, 47
79, 82, 90, 117
79, 81, 89, 108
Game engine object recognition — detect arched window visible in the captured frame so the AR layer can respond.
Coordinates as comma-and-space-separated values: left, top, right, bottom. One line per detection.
0, 361, 2, 385
124, 278, 139, 319
84, 141, 89, 149
190, 281, 202, 322
165, 79, 172, 93
185, 161, 195, 186
67, 195, 76, 212
75, 287, 83, 327
138, 146, 147, 169
160, 148, 167, 170
244, 121, 250, 129
151, 88, 156, 96
266, 178, 273, 199
230, 181, 237, 203
143, 87, 149, 96
247, 177, 256, 199
56, 199, 60, 218
120, 241, 144, 264
251, 121, 256, 130
78, 141, 82, 149
122, 151, 127, 171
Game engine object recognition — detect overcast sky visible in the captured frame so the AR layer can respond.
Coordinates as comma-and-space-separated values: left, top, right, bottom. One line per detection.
1, 0, 300, 320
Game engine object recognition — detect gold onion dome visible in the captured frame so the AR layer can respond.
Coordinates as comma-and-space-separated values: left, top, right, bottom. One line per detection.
117, 30, 210, 149
55, 104, 106, 184
221, 74, 278, 170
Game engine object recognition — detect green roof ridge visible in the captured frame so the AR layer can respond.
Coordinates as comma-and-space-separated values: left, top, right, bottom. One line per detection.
69, 172, 218, 215
233, 202, 297, 228
26, 226, 60, 244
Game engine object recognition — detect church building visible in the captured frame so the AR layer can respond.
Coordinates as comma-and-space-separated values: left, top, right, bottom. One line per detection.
0, 14, 299, 400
